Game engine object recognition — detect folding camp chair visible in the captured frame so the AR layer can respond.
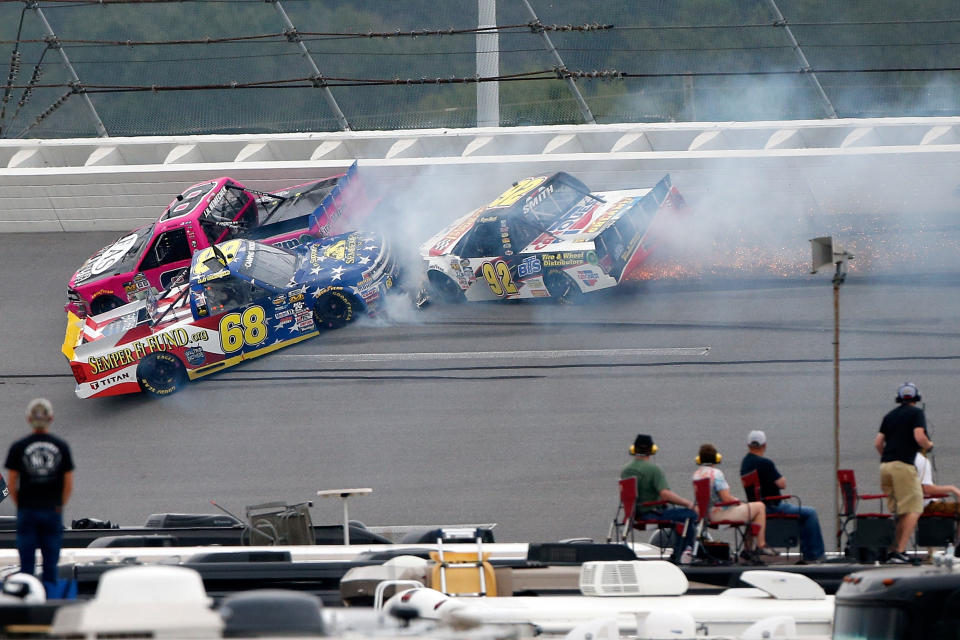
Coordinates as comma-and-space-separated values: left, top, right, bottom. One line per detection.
741, 470, 800, 555
692, 476, 757, 563
608, 477, 682, 556
837, 468, 894, 562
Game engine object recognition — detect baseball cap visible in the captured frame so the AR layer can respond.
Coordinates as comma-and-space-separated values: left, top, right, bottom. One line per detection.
747, 430, 767, 446
897, 383, 919, 402
25, 398, 53, 427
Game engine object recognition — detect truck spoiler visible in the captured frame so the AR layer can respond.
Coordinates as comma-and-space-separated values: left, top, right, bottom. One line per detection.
310, 161, 366, 237
618, 174, 688, 280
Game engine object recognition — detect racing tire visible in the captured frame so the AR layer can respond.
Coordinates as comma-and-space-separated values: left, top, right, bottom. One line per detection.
136, 352, 187, 397
544, 271, 583, 304
427, 271, 465, 304
90, 295, 124, 316
313, 289, 359, 330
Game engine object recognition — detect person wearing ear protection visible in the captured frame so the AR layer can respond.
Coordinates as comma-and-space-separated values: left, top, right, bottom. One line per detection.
740, 430, 826, 562
620, 434, 698, 563
875, 382, 933, 564
693, 443, 776, 563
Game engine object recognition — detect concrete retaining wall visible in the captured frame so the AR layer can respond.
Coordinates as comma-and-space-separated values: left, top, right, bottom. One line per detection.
2, 117, 959, 232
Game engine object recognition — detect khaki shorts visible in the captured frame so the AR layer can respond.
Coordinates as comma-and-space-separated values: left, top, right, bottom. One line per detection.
711, 502, 754, 523
880, 461, 923, 515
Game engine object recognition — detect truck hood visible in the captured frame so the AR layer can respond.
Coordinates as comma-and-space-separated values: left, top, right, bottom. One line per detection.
70, 224, 154, 287
292, 231, 388, 286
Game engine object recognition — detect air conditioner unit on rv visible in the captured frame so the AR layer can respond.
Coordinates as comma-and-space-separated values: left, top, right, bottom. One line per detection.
578, 560, 688, 597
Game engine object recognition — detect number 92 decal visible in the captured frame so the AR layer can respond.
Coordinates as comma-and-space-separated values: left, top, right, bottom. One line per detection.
480, 260, 519, 297
219, 305, 268, 352
487, 177, 547, 208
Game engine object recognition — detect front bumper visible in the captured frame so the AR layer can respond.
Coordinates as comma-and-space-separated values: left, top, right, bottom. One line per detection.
65, 288, 87, 317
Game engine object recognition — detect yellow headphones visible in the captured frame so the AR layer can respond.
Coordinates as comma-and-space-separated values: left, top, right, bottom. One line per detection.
695, 451, 722, 465
629, 443, 658, 455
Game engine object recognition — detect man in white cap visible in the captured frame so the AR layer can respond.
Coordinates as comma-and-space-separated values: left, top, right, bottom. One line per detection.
875, 382, 933, 563
4, 399, 75, 592
740, 429, 825, 562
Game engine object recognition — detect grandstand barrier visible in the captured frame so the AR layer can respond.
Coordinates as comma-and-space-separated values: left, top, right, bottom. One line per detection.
1, 117, 959, 233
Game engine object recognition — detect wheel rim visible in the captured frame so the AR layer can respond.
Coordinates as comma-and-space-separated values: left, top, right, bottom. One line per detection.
546, 272, 577, 302
148, 358, 179, 386
323, 296, 349, 322
314, 292, 354, 329
138, 353, 185, 396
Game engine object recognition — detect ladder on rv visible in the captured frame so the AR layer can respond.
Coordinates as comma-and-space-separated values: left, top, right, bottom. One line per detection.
429, 536, 497, 597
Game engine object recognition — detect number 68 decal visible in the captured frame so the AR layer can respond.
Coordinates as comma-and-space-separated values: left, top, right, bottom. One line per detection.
219, 305, 268, 352
480, 260, 519, 297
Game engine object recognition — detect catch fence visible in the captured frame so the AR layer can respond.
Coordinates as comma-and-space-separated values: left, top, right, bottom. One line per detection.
0, 0, 958, 138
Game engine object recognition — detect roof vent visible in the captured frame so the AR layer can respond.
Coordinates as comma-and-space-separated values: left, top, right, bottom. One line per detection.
50, 566, 223, 638
220, 589, 323, 637
636, 610, 696, 640
579, 560, 687, 597
562, 617, 619, 640
739, 570, 826, 600
740, 616, 797, 639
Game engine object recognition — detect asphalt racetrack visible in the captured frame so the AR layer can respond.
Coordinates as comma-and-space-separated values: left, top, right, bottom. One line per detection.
1, 229, 959, 549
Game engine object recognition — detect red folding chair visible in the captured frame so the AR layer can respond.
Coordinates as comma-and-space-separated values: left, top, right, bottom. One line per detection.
741, 470, 800, 554
837, 469, 893, 558
692, 476, 758, 562
609, 477, 681, 556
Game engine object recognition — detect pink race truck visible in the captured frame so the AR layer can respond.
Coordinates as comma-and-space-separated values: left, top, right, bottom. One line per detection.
66, 162, 370, 317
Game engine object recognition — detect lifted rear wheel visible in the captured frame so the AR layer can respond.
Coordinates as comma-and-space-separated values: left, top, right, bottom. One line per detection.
313, 290, 358, 330
544, 271, 583, 304
136, 352, 187, 397
90, 295, 124, 316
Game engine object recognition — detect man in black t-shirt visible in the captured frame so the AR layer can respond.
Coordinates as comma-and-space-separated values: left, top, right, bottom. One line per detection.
875, 382, 933, 564
4, 399, 74, 590
740, 430, 825, 561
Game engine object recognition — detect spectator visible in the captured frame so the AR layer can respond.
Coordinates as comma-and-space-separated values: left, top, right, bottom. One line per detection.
740, 429, 826, 562
5, 399, 74, 593
621, 434, 698, 564
693, 443, 775, 563
914, 452, 960, 513
875, 382, 932, 563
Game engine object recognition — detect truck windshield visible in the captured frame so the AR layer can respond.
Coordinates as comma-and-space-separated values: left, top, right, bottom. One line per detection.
201, 276, 267, 314
833, 604, 908, 640
516, 180, 588, 225
507, 216, 546, 252
201, 186, 252, 244
234, 243, 297, 289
